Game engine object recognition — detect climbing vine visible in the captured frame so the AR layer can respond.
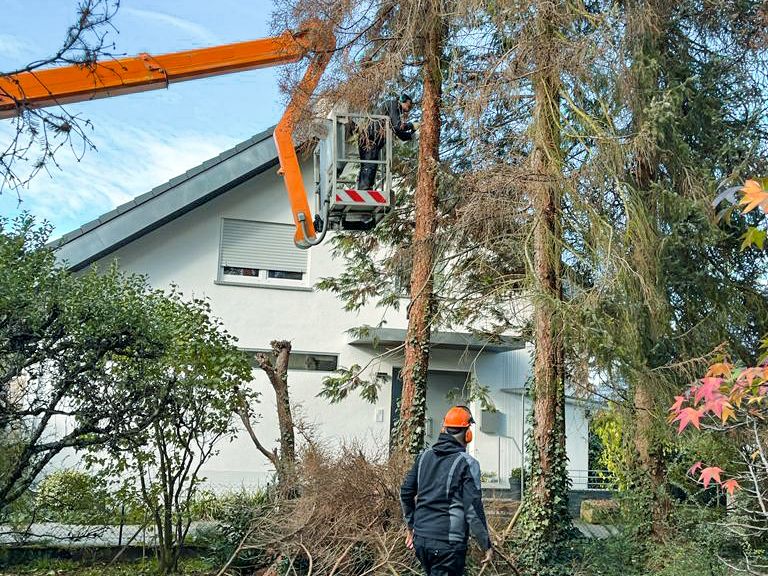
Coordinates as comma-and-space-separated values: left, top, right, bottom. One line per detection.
514, 387, 575, 576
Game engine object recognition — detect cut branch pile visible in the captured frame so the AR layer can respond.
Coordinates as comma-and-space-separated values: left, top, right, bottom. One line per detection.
224, 445, 421, 576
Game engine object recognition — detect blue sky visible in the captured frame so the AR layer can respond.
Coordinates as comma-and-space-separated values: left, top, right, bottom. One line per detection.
0, 0, 284, 237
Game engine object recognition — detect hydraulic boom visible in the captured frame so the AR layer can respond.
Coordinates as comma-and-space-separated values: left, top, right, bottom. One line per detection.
0, 21, 335, 248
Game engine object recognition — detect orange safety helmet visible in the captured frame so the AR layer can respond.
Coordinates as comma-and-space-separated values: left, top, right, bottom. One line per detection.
443, 405, 475, 443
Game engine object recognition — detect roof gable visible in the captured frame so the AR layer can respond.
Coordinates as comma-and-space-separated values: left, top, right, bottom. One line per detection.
53, 127, 278, 271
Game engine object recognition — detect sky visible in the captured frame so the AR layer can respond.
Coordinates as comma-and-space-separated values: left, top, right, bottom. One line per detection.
0, 0, 285, 237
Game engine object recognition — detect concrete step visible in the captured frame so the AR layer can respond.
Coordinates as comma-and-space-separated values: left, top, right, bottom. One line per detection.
482, 487, 515, 499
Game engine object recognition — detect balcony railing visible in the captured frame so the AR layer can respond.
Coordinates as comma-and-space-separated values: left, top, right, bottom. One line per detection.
569, 469, 617, 491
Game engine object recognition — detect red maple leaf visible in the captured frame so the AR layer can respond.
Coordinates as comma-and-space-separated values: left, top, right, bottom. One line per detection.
670, 395, 686, 413
688, 461, 703, 476
738, 367, 765, 387
722, 478, 740, 496
699, 466, 723, 488
695, 377, 723, 405
674, 407, 702, 433
704, 395, 731, 419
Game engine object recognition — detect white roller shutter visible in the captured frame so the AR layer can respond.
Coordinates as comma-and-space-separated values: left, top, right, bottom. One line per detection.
220, 219, 307, 273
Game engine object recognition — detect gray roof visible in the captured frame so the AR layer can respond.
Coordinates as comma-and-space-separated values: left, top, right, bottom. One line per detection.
53, 127, 279, 271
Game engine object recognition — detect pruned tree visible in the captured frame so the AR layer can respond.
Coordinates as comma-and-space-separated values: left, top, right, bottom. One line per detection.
0, 0, 120, 194
395, 0, 448, 454
238, 340, 298, 490
272, 0, 464, 454
521, 0, 573, 562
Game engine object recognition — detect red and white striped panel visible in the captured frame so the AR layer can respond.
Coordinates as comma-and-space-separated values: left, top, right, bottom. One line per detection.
334, 189, 389, 206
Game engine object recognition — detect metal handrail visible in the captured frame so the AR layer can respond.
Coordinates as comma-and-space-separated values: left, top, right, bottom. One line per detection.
569, 469, 618, 491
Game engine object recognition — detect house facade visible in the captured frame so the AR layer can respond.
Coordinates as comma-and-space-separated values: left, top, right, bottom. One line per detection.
53, 128, 591, 491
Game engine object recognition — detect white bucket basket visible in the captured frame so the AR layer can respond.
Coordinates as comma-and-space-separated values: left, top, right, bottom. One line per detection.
314, 111, 393, 231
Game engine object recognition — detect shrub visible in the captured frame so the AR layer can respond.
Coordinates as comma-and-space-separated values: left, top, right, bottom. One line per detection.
35, 469, 115, 525
196, 489, 273, 572
572, 532, 644, 576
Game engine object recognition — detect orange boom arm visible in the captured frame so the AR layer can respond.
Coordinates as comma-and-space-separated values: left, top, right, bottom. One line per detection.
0, 20, 335, 247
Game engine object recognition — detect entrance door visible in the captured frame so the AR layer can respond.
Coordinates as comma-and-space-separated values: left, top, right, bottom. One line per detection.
390, 368, 469, 448
425, 371, 469, 446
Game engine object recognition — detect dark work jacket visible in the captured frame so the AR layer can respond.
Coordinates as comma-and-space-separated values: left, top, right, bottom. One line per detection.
379, 99, 415, 142
400, 433, 492, 551
363, 99, 415, 149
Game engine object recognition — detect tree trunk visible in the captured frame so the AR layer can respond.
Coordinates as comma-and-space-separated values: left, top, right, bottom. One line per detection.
267, 341, 296, 487
399, 9, 444, 455
633, 371, 670, 533
523, 0, 571, 555
629, 185, 671, 536
627, 0, 673, 526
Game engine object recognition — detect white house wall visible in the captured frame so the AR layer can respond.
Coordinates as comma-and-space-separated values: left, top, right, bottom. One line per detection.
472, 346, 590, 488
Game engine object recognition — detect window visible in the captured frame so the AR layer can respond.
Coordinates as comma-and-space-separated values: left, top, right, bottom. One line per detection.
248, 351, 338, 372
268, 270, 303, 280
219, 219, 308, 286
223, 266, 260, 277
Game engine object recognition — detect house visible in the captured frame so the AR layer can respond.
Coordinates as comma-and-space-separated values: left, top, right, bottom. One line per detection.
53, 127, 593, 491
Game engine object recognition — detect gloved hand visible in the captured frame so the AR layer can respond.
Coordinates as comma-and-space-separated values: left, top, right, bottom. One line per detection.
411, 121, 421, 132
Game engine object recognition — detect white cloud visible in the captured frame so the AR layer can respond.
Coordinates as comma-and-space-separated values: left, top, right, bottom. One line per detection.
1, 117, 238, 236
122, 8, 219, 46
0, 34, 33, 62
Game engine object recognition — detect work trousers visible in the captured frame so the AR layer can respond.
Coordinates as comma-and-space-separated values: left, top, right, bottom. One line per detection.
357, 140, 383, 190
414, 537, 467, 576
357, 119, 386, 190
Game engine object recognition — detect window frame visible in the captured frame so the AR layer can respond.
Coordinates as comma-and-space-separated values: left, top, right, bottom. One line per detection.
217, 218, 311, 289
245, 349, 340, 373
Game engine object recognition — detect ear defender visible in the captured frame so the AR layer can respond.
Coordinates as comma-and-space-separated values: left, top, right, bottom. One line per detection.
444, 405, 475, 443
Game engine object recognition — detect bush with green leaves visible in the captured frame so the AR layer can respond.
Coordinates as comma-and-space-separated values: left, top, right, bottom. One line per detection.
590, 410, 629, 491
195, 489, 272, 572
88, 289, 253, 575
34, 469, 114, 524
573, 496, 748, 576
0, 215, 183, 514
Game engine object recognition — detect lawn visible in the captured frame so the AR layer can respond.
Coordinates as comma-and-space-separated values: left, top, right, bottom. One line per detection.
0, 558, 216, 576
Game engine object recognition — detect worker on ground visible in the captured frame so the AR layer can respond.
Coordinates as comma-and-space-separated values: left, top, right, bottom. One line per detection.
400, 406, 493, 576
357, 93, 417, 190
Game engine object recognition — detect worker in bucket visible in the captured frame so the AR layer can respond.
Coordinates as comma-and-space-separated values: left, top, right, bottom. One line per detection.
400, 405, 493, 575
356, 93, 418, 191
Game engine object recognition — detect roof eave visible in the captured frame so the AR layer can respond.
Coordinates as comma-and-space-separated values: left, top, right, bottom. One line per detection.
53, 127, 278, 271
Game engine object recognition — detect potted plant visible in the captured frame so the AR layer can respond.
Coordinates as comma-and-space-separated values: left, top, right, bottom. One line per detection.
509, 468, 522, 500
